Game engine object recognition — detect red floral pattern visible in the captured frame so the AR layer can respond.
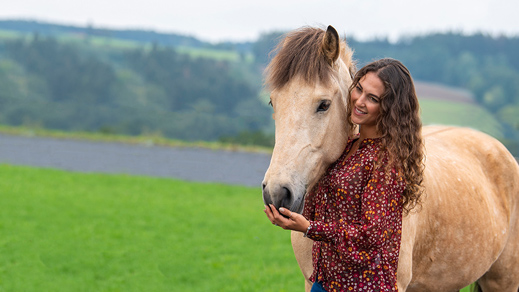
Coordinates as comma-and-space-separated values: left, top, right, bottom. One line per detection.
303, 137, 405, 292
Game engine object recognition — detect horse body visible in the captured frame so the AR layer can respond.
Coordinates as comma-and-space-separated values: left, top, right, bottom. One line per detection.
401, 126, 519, 291
262, 26, 519, 291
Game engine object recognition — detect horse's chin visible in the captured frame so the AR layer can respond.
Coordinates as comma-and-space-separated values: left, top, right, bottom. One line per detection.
289, 195, 305, 214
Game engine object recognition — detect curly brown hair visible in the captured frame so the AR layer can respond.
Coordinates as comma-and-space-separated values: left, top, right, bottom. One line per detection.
347, 58, 425, 213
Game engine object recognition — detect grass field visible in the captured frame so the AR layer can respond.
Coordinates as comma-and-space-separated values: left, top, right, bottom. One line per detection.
0, 164, 301, 291
0, 164, 478, 291
419, 98, 504, 139
0, 29, 245, 62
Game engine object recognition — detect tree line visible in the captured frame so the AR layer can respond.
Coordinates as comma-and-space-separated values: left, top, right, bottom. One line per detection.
0, 23, 518, 152
0, 35, 270, 142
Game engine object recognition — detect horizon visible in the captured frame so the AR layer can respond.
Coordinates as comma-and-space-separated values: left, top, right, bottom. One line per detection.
0, 17, 516, 45
1, 0, 517, 43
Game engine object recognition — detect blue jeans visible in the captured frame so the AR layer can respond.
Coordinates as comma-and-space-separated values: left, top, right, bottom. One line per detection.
311, 282, 327, 292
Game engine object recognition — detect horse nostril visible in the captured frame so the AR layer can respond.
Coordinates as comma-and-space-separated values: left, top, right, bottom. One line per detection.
262, 184, 272, 205
281, 186, 292, 207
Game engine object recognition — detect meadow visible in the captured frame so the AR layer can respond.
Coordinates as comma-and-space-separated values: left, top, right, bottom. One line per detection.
0, 164, 477, 291
419, 98, 504, 139
0, 164, 301, 291
0, 28, 245, 62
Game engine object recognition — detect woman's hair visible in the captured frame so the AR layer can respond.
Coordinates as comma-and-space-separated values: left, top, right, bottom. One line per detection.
347, 58, 425, 213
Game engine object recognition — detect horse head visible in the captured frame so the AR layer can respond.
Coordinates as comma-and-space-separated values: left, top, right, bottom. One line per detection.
262, 25, 355, 213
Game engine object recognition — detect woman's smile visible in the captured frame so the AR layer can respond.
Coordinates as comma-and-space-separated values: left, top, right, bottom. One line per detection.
354, 107, 367, 115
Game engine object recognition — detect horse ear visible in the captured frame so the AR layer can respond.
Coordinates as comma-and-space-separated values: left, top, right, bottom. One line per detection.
321, 25, 340, 66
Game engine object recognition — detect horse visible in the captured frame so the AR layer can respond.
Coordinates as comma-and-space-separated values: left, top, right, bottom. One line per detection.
261, 25, 519, 292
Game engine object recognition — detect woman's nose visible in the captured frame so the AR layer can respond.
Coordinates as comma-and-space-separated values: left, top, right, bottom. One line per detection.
356, 94, 366, 105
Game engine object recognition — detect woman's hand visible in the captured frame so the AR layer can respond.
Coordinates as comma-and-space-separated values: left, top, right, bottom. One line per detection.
264, 204, 310, 233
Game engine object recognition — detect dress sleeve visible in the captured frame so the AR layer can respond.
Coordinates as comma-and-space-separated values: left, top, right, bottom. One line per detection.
305, 164, 405, 267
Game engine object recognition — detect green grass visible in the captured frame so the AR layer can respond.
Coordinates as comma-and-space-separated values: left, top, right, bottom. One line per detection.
0, 164, 478, 291
0, 29, 27, 40
419, 98, 504, 139
460, 284, 476, 292
0, 164, 300, 291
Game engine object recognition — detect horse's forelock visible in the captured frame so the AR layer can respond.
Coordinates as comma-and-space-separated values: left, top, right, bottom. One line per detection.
265, 26, 353, 92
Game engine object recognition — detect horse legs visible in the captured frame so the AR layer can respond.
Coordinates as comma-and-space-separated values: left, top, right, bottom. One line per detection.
478, 221, 519, 292
291, 231, 314, 292
305, 279, 312, 292
477, 262, 519, 292
478, 276, 519, 292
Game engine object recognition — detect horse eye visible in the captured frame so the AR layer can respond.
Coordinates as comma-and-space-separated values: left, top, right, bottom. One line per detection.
317, 100, 331, 112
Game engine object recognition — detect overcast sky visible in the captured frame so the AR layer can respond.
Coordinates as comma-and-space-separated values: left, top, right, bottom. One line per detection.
1, 0, 518, 43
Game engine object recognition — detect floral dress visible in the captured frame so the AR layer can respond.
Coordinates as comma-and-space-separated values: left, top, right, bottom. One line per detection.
303, 137, 405, 292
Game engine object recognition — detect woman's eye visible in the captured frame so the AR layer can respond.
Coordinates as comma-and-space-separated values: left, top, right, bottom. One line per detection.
369, 96, 379, 103
317, 100, 331, 112
268, 99, 273, 107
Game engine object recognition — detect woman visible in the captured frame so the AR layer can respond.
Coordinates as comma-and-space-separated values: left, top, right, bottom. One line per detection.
264, 58, 425, 292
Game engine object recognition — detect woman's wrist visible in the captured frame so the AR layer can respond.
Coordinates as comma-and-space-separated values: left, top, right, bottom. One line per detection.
303, 222, 312, 237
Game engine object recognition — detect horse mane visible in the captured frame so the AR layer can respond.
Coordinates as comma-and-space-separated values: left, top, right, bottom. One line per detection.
265, 26, 355, 91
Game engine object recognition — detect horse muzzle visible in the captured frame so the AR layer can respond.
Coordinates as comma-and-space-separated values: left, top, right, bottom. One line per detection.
262, 181, 305, 214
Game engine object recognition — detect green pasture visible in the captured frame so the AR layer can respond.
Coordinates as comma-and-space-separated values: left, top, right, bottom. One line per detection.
0, 164, 301, 291
0, 29, 244, 62
0, 164, 478, 291
419, 98, 504, 139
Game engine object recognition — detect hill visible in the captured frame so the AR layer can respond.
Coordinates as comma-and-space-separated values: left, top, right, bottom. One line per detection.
413, 81, 504, 138
0, 19, 206, 48
0, 23, 269, 143
0, 19, 253, 53
415, 81, 474, 103
0, 19, 517, 155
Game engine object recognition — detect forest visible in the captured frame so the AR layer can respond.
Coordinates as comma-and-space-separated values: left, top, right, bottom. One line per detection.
0, 20, 518, 152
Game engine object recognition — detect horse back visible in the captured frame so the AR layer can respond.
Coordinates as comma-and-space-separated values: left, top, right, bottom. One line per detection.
423, 125, 519, 214
401, 125, 519, 291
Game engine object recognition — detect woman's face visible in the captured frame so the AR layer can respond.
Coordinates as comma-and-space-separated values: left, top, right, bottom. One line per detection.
350, 72, 385, 134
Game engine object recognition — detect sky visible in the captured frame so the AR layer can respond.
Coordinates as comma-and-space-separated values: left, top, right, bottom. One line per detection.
1, 0, 518, 43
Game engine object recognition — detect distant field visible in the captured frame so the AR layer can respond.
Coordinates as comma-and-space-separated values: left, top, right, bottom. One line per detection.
0, 164, 301, 291
415, 81, 504, 139
0, 29, 244, 62
415, 80, 474, 104
415, 80, 504, 140
419, 98, 504, 139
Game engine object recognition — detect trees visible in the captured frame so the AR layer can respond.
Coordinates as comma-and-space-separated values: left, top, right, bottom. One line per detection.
0, 35, 270, 142
0, 26, 518, 149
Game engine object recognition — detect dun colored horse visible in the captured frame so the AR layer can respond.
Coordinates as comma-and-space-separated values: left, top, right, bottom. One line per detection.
262, 25, 519, 291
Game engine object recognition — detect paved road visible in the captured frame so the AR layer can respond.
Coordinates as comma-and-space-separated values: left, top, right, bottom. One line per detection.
0, 134, 272, 187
